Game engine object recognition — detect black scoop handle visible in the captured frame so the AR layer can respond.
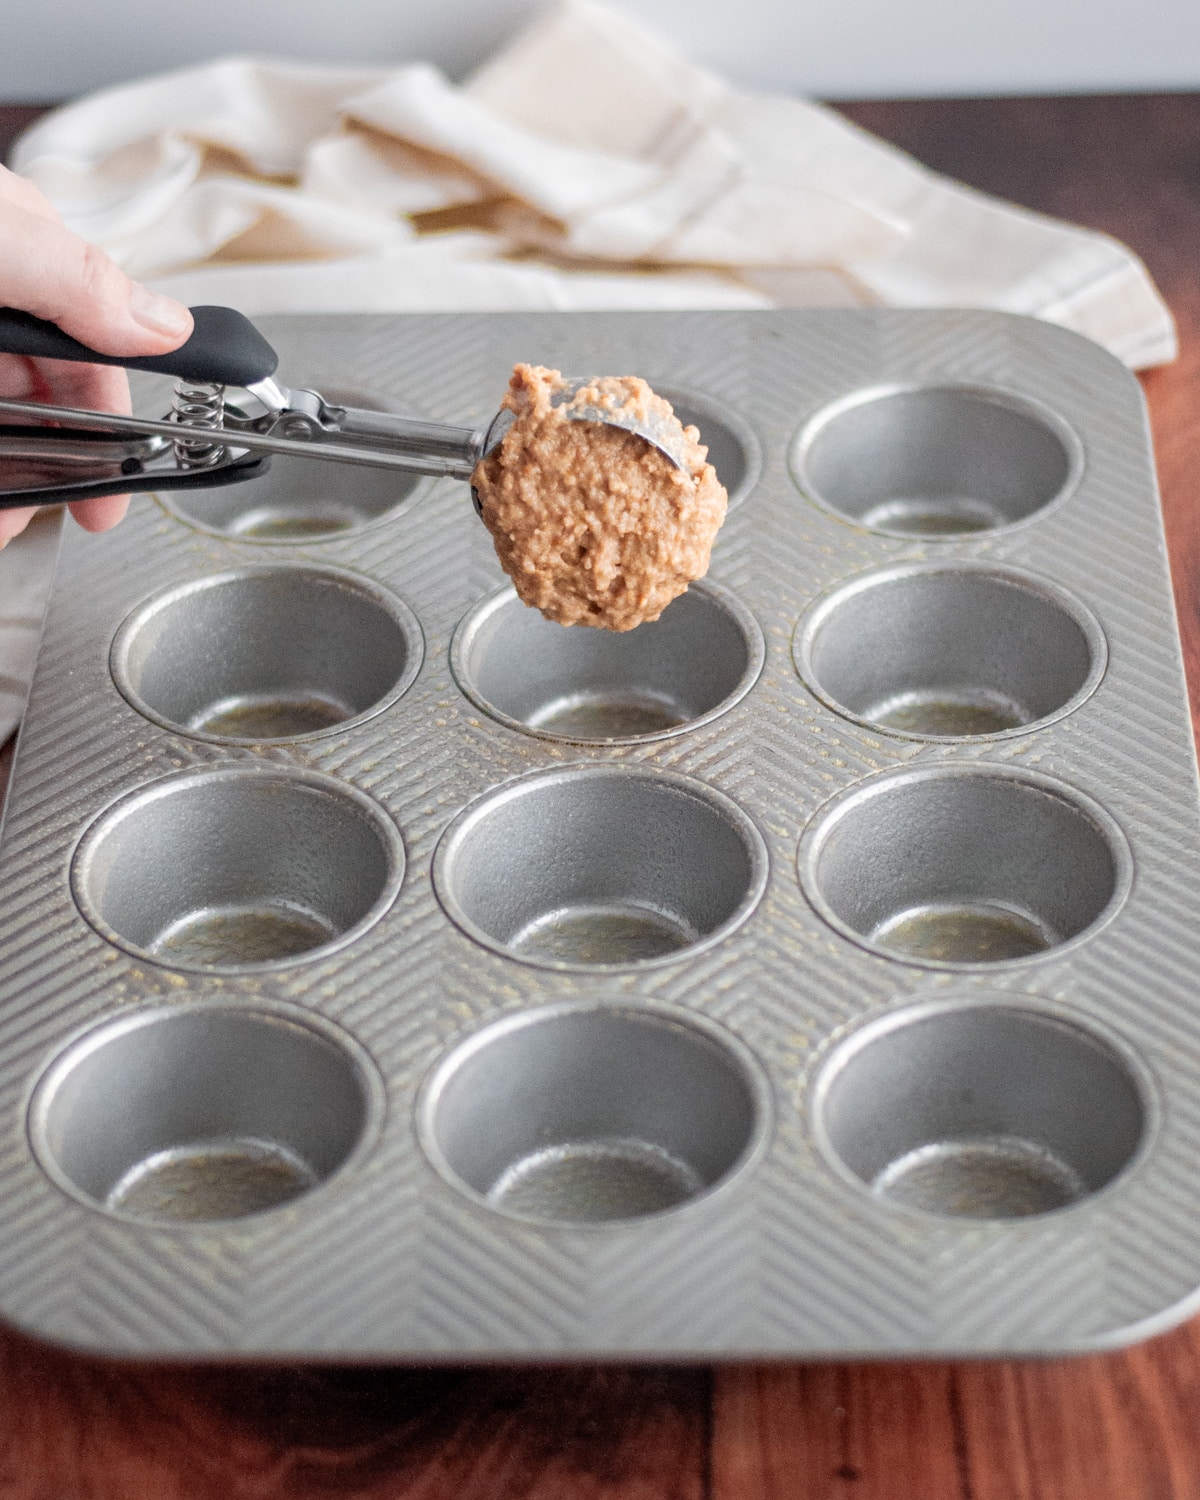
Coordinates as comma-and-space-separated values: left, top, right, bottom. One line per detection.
0, 304, 279, 387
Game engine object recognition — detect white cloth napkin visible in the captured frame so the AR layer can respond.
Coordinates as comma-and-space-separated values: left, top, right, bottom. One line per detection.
10, 0, 1175, 365
0, 0, 1178, 744
0, 512, 61, 746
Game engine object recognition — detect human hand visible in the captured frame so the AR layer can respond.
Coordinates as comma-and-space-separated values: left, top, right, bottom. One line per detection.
0, 163, 193, 547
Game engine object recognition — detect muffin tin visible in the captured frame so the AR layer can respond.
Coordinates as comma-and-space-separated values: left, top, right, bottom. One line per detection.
1, 308, 1199, 1358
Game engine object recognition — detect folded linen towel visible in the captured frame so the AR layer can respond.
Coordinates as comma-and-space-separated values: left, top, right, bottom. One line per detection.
11, 0, 1175, 366
0, 513, 61, 748
0, 0, 1178, 747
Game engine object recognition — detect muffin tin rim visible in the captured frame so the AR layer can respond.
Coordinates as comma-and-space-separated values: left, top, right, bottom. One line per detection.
25, 995, 390, 1231
790, 556, 1110, 742
796, 760, 1135, 971
788, 379, 1087, 539
414, 995, 777, 1231
108, 561, 428, 746
431, 760, 771, 973
69, 761, 408, 975
448, 577, 767, 746
644, 380, 764, 511
805, 990, 1162, 1225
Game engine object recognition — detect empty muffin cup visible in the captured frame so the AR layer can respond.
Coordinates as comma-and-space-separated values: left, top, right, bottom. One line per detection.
814, 1001, 1149, 1218
656, 387, 761, 510
791, 385, 1082, 536
72, 766, 405, 972
793, 562, 1105, 739
159, 388, 427, 540
31, 1005, 378, 1223
451, 580, 763, 743
799, 765, 1129, 967
111, 566, 423, 742
433, 766, 768, 970
420, 1004, 768, 1224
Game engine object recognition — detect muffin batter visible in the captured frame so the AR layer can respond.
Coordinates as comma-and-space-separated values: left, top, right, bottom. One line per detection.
471, 364, 728, 631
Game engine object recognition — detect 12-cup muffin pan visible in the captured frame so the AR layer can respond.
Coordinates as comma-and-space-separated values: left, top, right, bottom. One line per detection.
1, 308, 1199, 1359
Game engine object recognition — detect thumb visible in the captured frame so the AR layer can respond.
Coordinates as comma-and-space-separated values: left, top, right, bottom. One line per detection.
0, 199, 192, 356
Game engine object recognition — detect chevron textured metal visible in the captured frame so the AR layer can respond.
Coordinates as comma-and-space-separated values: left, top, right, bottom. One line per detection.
1, 310, 1199, 1358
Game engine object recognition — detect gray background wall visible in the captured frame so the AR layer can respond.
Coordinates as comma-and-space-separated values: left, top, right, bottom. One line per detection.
2, 0, 1198, 102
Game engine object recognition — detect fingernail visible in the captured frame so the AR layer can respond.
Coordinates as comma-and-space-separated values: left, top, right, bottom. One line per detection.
129, 283, 192, 338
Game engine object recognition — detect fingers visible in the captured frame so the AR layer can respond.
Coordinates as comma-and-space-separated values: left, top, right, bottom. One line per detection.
33, 354, 133, 418
7, 349, 133, 417
0, 492, 130, 547
66, 492, 131, 532
41, 346, 137, 530
0, 168, 192, 358
0, 351, 135, 537
0, 167, 191, 539
0, 162, 59, 222
0, 505, 38, 549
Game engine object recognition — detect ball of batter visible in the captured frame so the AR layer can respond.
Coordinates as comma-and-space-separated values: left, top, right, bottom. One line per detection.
471, 364, 728, 631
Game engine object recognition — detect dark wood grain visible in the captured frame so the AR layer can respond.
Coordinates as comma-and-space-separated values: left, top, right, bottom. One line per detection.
713, 1341, 1200, 1499
0, 1330, 709, 1497
0, 105, 47, 163
4, 93, 1200, 1498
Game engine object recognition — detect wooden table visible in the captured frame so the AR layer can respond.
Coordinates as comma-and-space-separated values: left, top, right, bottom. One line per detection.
3, 93, 1200, 1498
